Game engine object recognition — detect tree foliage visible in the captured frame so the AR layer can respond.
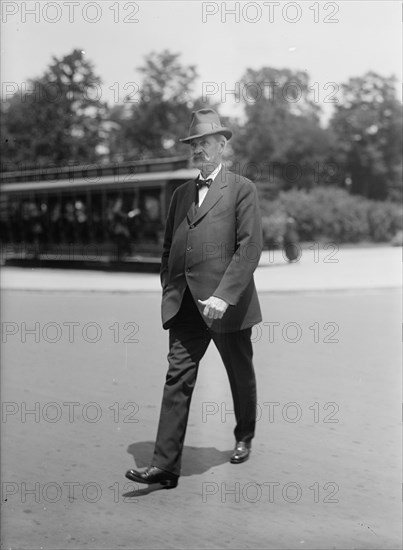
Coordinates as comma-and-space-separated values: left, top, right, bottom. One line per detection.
2, 51, 401, 206
329, 71, 402, 200
2, 49, 109, 169
231, 67, 335, 191
108, 50, 207, 160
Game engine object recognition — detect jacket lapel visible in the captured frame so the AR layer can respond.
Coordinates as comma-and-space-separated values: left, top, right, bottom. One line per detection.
189, 166, 229, 225
185, 179, 199, 225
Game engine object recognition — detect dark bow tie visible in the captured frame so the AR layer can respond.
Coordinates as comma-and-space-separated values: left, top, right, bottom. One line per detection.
196, 178, 213, 189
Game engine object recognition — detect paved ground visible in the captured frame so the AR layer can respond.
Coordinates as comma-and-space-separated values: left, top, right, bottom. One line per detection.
1, 246, 401, 293
1, 246, 401, 549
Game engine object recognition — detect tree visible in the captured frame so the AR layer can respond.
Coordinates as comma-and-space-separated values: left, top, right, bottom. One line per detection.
108, 50, 218, 160
2, 49, 109, 169
231, 67, 336, 192
329, 71, 402, 201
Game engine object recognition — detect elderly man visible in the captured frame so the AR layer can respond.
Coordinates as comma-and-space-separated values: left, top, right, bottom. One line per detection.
126, 108, 262, 489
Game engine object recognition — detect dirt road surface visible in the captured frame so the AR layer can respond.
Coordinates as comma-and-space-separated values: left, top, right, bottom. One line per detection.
1, 246, 401, 549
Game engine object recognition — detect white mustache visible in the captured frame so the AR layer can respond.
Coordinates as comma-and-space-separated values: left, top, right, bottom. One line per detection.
193, 153, 210, 161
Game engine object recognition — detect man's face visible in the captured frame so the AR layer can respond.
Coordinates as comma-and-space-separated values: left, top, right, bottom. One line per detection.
189, 135, 225, 172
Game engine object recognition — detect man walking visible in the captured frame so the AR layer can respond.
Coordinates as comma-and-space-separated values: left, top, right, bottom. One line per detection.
126, 108, 262, 489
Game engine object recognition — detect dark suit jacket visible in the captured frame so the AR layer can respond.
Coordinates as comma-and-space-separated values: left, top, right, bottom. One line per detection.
160, 167, 262, 332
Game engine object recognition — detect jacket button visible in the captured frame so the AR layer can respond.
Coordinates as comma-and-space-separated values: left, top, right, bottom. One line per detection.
186, 268, 191, 273
187, 246, 192, 251
189, 224, 194, 229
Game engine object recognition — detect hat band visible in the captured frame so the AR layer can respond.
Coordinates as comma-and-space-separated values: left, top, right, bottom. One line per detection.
189, 122, 223, 135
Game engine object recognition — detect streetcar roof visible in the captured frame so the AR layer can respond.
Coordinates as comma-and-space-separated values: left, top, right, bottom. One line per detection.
0, 169, 198, 193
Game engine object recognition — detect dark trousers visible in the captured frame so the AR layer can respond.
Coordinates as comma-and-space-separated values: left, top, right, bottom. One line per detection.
152, 287, 257, 476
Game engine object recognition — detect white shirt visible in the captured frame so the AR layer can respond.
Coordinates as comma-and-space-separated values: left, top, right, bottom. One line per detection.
198, 163, 222, 206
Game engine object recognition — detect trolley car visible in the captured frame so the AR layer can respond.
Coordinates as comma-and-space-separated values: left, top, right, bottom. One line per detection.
0, 157, 197, 270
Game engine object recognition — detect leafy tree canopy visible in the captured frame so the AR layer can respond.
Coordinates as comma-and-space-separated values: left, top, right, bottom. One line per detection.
2, 49, 109, 169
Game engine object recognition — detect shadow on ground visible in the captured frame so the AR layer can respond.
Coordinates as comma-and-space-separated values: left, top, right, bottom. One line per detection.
124, 441, 231, 496
127, 441, 231, 476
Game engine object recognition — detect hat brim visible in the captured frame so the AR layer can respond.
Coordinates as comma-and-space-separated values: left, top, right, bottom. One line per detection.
179, 128, 232, 143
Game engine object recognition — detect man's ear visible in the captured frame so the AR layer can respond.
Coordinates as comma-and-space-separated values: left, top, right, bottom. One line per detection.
219, 137, 227, 154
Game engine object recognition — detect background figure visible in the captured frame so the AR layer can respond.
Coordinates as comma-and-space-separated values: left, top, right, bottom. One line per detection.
75, 201, 89, 244
111, 197, 131, 261
63, 201, 76, 243
283, 216, 300, 262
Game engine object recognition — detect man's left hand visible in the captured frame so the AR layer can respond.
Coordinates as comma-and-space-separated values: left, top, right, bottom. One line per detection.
198, 296, 229, 319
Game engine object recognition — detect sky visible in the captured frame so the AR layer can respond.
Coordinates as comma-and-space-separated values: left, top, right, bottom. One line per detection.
1, 0, 402, 124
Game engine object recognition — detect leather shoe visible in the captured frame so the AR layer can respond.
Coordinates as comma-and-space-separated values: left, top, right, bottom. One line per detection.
230, 441, 251, 464
125, 466, 178, 488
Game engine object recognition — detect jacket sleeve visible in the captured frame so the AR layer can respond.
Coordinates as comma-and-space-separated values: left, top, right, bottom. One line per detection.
160, 190, 177, 289
212, 180, 262, 305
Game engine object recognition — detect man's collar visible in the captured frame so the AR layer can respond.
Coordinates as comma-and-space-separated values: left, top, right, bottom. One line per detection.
199, 163, 222, 182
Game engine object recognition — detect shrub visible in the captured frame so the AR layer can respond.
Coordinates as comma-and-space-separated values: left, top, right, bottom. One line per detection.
261, 210, 287, 245
367, 201, 402, 242
259, 185, 402, 243
277, 189, 320, 240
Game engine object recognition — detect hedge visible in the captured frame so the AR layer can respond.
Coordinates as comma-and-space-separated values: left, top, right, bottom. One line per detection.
260, 186, 402, 244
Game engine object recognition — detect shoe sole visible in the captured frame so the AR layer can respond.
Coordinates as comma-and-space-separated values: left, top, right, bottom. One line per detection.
230, 454, 250, 464
125, 471, 178, 489
160, 479, 178, 489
